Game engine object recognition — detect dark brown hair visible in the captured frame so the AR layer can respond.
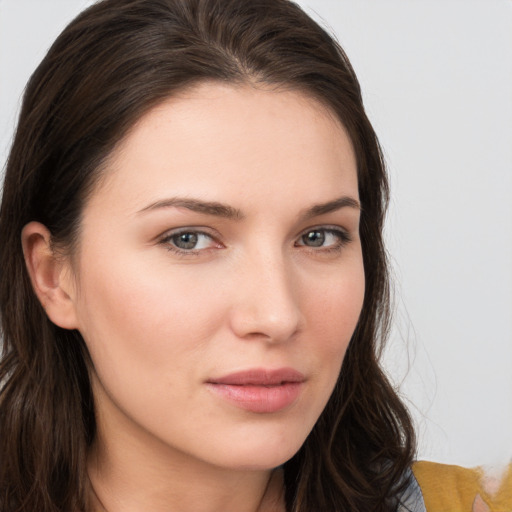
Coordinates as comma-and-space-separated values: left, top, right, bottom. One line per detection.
0, 0, 415, 510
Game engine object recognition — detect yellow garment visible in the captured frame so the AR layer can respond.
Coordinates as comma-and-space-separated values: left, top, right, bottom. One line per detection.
412, 461, 512, 512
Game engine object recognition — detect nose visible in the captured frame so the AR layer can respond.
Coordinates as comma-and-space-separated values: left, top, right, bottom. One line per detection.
228, 249, 303, 343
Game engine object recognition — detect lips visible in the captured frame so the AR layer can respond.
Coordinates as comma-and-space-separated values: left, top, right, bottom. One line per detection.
206, 368, 305, 413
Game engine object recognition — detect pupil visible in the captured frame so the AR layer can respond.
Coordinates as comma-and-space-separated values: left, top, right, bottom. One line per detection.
174, 232, 198, 249
305, 230, 324, 247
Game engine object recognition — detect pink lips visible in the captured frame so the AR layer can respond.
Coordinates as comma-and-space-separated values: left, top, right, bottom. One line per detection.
206, 368, 305, 413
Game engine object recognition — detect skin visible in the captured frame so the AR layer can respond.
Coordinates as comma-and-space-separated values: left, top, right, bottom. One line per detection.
23, 83, 365, 512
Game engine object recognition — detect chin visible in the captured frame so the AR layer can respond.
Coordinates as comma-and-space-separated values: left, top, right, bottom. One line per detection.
205, 432, 306, 472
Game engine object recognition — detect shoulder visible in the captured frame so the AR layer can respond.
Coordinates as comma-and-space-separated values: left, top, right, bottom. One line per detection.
410, 460, 512, 512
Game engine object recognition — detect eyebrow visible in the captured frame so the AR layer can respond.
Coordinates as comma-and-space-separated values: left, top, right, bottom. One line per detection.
137, 197, 244, 219
300, 196, 361, 220
137, 195, 360, 220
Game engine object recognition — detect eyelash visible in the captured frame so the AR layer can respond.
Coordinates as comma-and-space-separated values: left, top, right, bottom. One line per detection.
295, 227, 352, 253
159, 229, 220, 256
158, 226, 352, 256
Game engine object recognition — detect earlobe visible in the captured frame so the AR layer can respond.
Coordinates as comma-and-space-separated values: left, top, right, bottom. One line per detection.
21, 221, 79, 330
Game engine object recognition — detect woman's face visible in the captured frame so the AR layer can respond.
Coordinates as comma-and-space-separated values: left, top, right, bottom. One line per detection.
67, 83, 364, 470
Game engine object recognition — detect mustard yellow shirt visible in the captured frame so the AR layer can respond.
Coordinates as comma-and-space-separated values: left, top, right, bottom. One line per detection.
411, 461, 512, 512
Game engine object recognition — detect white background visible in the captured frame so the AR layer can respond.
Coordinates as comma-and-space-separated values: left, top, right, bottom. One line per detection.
1, 0, 511, 468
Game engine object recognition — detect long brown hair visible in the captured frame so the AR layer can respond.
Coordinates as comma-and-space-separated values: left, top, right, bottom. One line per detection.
0, 1, 415, 510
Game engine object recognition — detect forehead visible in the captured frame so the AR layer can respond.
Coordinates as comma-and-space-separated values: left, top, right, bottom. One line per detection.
86, 82, 358, 216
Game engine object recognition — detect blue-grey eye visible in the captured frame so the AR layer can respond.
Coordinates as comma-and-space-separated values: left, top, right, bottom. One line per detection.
172, 232, 199, 250
165, 231, 216, 251
297, 228, 349, 249
302, 230, 326, 247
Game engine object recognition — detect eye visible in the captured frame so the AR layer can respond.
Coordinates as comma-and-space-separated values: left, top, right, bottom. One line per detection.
296, 227, 351, 250
160, 229, 220, 253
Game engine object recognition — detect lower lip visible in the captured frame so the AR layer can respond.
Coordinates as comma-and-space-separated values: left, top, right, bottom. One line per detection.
206, 382, 303, 413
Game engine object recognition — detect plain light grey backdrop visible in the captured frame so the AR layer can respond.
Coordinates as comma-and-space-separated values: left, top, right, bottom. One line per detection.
1, 0, 511, 468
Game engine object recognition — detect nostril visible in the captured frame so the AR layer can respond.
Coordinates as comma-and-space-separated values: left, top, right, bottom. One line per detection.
228, 299, 301, 343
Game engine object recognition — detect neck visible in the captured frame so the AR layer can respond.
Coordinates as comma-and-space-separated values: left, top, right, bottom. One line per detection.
87, 385, 285, 512
88, 446, 284, 512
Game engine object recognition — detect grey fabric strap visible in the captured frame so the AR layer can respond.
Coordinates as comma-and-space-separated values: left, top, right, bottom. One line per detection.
396, 470, 427, 512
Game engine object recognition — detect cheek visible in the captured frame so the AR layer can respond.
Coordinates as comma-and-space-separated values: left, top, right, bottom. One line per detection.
309, 265, 365, 338
73, 254, 226, 385
302, 260, 365, 383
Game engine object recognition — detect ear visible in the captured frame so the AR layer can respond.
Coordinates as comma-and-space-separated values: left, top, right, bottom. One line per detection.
21, 221, 79, 330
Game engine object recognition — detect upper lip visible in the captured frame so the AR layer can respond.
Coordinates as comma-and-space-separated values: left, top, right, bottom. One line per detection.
207, 368, 305, 386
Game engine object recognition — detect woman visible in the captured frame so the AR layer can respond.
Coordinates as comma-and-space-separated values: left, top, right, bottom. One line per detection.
0, 0, 417, 510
